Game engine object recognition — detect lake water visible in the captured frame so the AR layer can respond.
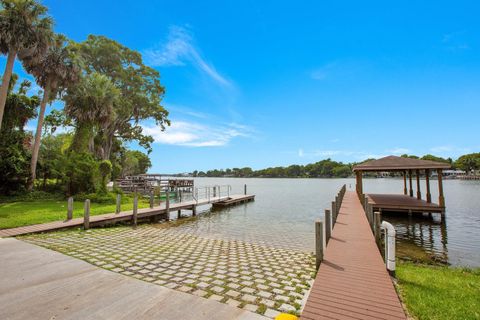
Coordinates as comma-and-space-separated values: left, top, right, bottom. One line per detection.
171, 177, 480, 267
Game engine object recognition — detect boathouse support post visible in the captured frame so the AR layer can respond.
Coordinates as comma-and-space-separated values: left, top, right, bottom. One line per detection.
325, 209, 331, 244
403, 171, 407, 195
374, 211, 382, 247
132, 193, 138, 228
177, 210, 181, 219
356, 171, 363, 196
67, 197, 73, 220
425, 169, 432, 203
408, 170, 413, 197
115, 194, 121, 214
83, 199, 90, 230
416, 170, 422, 200
192, 205, 197, 216
438, 169, 445, 208
315, 220, 324, 270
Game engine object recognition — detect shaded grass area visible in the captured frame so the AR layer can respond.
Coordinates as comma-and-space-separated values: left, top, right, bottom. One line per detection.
0, 197, 151, 229
396, 262, 480, 320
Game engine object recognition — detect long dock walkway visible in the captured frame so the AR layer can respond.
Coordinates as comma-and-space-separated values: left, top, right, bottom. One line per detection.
0, 194, 255, 238
302, 191, 406, 320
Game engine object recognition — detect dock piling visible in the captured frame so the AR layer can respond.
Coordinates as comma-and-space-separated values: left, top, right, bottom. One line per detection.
132, 193, 138, 228
374, 211, 382, 247
165, 191, 170, 221
331, 201, 337, 225
244, 184, 247, 195
67, 197, 73, 220
325, 209, 331, 244
115, 194, 121, 214
83, 199, 90, 230
149, 192, 154, 209
315, 220, 324, 270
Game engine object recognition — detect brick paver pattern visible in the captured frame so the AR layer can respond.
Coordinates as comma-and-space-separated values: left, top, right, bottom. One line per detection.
22, 225, 315, 318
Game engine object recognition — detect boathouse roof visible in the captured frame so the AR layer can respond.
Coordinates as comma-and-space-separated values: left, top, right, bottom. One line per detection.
353, 155, 451, 172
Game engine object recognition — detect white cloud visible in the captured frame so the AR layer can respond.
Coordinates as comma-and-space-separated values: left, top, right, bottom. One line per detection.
144, 25, 232, 87
310, 62, 337, 80
388, 147, 410, 155
142, 120, 252, 147
430, 146, 453, 153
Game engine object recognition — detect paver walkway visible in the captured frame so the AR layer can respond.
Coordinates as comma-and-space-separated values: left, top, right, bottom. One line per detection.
301, 191, 406, 320
0, 238, 266, 320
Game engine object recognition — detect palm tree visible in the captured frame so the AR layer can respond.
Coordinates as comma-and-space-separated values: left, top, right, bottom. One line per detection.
0, 0, 53, 131
24, 34, 80, 190
64, 72, 119, 154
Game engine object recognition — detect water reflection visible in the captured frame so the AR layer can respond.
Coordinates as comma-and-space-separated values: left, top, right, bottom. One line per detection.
383, 212, 449, 264
156, 178, 480, 267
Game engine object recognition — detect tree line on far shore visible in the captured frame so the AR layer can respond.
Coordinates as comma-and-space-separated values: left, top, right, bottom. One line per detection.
191, 153, 480, 178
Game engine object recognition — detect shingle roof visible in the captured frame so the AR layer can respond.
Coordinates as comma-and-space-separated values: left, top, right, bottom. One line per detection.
353, 155, 451, 172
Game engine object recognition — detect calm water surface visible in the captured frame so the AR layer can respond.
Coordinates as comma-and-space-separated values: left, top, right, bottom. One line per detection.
170, 177, 480, 267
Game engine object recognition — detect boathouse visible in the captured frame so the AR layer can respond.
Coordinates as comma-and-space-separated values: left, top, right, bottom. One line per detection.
353, 155, 451, 214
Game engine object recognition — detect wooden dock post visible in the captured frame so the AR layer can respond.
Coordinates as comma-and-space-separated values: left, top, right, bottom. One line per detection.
115, 194, 121, 214
335, 195, 339, 213
325, 209, 332, 244
192, 205, 197, 216
165, 191, 170, 221
67, 197, 73, 220
244, 184, 247, 195
177, 210, 181, 219
83, 199, 90, 230
213, 186, 216, 198
132, 193, 138, 228
331, 201, 336, 225
149, 192, 154, 209
374, 211, 382, 247
315, 220, 324, 270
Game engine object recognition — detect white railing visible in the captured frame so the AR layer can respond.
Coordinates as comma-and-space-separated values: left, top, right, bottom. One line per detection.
191, 185, 231, 204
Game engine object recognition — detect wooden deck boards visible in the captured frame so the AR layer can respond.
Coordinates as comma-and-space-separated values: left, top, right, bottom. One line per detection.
367, 193, 444, 213
0, 194, 254, 238
301, 191, 406, 320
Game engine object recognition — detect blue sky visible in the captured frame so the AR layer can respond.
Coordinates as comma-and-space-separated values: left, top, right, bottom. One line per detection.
3, 0, 480, 172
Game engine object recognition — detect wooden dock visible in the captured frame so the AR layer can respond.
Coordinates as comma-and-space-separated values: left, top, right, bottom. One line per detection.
301, 191, 406, 320
0, 194, 255, 238
367, 193, 444, 213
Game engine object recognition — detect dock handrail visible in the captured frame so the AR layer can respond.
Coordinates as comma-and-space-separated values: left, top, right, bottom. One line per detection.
192, 185, 231, 204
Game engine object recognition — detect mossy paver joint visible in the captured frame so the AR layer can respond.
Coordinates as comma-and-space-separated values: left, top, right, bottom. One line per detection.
22, 224, 314, 318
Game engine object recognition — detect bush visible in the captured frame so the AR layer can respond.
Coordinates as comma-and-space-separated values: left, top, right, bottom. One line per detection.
75, 192, 117, 204
63, 152, 100, 195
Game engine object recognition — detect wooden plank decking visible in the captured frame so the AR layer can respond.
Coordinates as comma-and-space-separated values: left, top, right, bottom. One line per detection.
367, 193, 444, 213
302, 191, 406, 320
0, 194, 254, 238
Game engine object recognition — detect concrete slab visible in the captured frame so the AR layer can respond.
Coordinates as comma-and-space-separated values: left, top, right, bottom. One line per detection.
0, 238, 266, 320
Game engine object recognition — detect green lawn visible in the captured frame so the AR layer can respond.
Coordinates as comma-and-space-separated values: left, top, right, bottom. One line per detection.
396, 262, 480, 320
0, 198, 151, 229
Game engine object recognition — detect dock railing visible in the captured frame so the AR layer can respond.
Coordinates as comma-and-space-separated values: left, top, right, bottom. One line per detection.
315, 184, 346, 270
192, 185, 231, 204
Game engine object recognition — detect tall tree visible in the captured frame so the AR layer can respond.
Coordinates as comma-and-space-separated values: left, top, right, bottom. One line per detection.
0, 0, 52, 130
74, 35, 169, 159
0, 74, 39, 194
64, 72, 119, 153
24, 34, 80, 190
